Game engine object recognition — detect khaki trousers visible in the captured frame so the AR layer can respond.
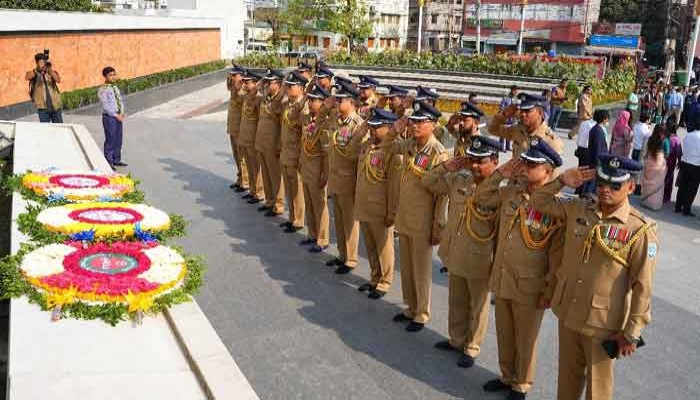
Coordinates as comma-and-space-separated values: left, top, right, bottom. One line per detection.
331, 194, 359, 267
228, 134, 248, 188
399, 234, 433, 323
258, 149, 284, 213
302, 182, 329, 246
494, 297, 545, 393
282, 166, 305, 228
448, 275, 490, 357
360, 220, 394, 292
242, 146, 263, 199
557, 321, 615, 400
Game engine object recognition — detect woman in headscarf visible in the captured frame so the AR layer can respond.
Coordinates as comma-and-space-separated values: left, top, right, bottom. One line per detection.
609, 108, 633, 157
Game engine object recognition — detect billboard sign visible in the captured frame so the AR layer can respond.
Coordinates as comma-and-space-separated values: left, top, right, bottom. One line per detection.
589, 35, 640, 49
615, 23, 642, 36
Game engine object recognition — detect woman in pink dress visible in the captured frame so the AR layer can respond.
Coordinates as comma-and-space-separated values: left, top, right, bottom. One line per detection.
641, 125, 667, 211
609, 109, 634, 157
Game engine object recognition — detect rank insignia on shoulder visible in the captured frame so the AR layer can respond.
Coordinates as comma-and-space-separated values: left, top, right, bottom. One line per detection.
647, 243, 658, 260
499, 178, 510, 188
556, 194, 576, 203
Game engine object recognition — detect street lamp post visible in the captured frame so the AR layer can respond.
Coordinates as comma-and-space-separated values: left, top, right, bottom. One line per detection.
475, 0, 481, 54
517, 0, 527, 55
417, 0, 424, 52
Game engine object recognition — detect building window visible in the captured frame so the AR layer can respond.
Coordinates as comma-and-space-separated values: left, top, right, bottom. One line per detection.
455, 16, 461, 27
431, 14, 438, 24
428, 37, 436, 49
410, 13, 417, 24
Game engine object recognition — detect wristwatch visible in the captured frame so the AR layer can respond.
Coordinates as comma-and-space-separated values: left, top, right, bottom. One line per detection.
623, 333, 640, 345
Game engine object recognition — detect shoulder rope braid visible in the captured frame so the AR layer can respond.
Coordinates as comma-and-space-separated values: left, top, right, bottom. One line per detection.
361, 149, 389, 184
505, 205, 562, 250
332, 128, 352, 158
302, 126, 324, 158
402, 152, 436, 181
454, 143, 467, 157
457, 198, 497, 243
580, 222, 653, 267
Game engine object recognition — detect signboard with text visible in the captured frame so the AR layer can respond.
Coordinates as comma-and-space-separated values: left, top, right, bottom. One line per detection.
589, 35, 640, 49
615, 23, 642, 36
466, 18, 503, 29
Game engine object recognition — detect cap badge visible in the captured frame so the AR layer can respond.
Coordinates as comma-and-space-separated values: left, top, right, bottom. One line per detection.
473, 139, 482, 148
530, 138, 539, 146
609, 158, 621, 168
414, 102, 421, 112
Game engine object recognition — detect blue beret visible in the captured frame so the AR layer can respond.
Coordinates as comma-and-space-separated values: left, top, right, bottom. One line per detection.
284, 70, 309, 86
229, 64, 245, 74
409, 100, 441, 122
368, 108, 399, 126
466, 136, 501, 157
242, 69, 263, 81
358, 75, 380, 88
334, 81, 359, 99
458, 102, 484, 119
306, 84, 330, 100
518, 93, 548, 110
316, 66, 335, 79
597, 155, 642, 183
263, 68, 285, 81
297, 62, 312, 72
386, 85, 408, 98
415, 86, 440, 101
520, 137, 563, 167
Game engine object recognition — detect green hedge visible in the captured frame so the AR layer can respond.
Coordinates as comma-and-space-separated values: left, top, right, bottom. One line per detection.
0, 0, 94, 11
232, 53, 285, 69
60, 60, 226, 110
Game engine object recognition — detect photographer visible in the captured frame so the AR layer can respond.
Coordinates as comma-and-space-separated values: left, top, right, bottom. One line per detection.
25, 51, 63, 123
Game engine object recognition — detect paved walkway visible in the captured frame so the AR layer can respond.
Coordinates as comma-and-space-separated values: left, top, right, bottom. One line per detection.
30, 84, 699, 399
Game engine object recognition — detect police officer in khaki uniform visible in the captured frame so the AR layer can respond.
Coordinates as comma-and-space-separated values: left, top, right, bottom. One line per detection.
414, 86, 448, 144
474, 138, 565, 400
279, 71, 308, 233
425, 136, 500, 369
529, 155, 658, 400
386, 85, 412, 138
299, 84, 332, 253
391, 101, 449, 332
325, 81, 366, 274
297, 62, 314, 91
226, 65, 249, 192
357, 75, 380, 120
238, 70, 265, 204
446, 102, 483, 157
489, 93, 564, 158
355, 108, 400, 299
315, 66, 337, 122
256, 69, 286, 216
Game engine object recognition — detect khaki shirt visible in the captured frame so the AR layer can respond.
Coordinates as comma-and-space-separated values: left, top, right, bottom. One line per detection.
394, 135, 449, 240
227, 87, 245, 134
326, 112, 366, 196
358, 94, 378, 120
473, 171, 563, 305
423, 164, 497, 279
29, 69, 62, 110
300, 112, 331, 184
530, 180, 658, 340
488, 113, 564, 158
354, 139, 400, 222
238, 92, 262, 147
280, 96, 307, 167
255, 90, 284, 152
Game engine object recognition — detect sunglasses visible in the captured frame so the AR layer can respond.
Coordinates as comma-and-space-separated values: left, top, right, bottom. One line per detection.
596, 179, 623, 191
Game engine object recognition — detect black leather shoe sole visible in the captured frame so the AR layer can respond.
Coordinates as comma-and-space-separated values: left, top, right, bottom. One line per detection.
368, 289, 386, 299
392, 313, 412, 322
507, 390, 527, 400
264, 210, 282, 217
242, 194, 254, 199
405, 321, 424, 332
434, 340, 458, 352
284, 226, 303, 233
325, 258, 342, 266
357, 283, 374, 292
280, 221, 292, 228
258, 206, 271, 212
457, 354, 475, 368
234, 187, 248, 193
247, 198, 263, 204
334, 265, 352, 274
483, 379, 511, 392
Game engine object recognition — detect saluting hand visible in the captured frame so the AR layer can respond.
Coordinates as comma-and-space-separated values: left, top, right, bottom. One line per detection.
610, 332, 637, 358
444, 156, 468, 172
559, 166, 596, 188
498, 158, 525, 179
503, 104, 519, 119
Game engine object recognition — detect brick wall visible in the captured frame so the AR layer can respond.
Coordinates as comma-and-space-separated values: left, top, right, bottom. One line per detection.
0, 29, 220, 107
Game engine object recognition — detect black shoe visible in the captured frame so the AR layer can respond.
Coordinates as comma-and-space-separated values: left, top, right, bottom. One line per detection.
368, 289, 386, 299
258, 205, 271, 212
507, 390, 526, 400
434, 340, 459, 352
325, 258, 343, 267
235, 186, 248, 193
334, 265, 352, 274
358, 283, 374, 292
242, 193, 254, 199
247, 198, 263, 204
392, 313, 412, 323
299, 238, 316, 246
457, 354, 475, 368
264, 210, 282, 217
113, 162, 128, 167
284, 225, 303, 233
309, 244, 328, 253
683, 211, 698, 217
280, 221, 292, 228
483, 379, 511, 392
229, 183, 237, 189
405, 321, 424, 332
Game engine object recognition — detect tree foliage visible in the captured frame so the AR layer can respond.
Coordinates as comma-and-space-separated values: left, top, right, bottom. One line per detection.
0, 0, 94, 11
326, 0, 374, 51
599, 0, 667, 65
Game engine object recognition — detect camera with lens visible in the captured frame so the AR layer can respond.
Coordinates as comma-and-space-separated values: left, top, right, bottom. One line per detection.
43, 49, 52, 67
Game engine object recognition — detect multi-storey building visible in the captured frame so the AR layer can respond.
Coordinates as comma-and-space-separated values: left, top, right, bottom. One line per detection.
366, 0, 410, 51
407, 0, 601, 55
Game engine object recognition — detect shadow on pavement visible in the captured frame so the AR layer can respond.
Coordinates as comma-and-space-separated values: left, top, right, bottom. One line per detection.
158, 155, 499, 399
